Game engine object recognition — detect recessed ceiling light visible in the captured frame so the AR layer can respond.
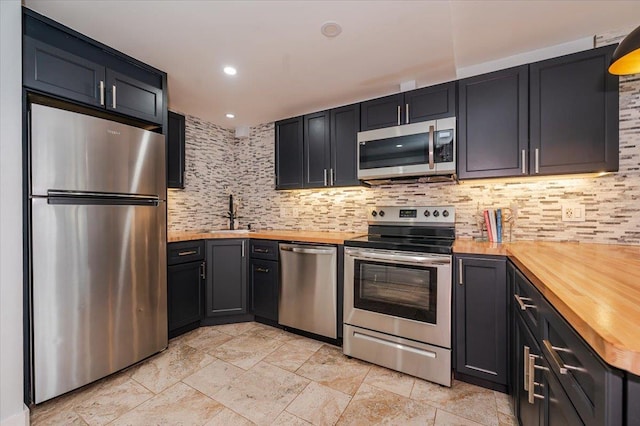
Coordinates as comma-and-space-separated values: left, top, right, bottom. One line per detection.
226, 113, 235, 119
321, 21, 342, 38
223, 66, 237, 76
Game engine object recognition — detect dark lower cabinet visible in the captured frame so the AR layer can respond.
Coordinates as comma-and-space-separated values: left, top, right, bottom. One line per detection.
205, 239, 247, 317
514, 311, 543, 426
167, 240, 205, 338
250, 259, 278, 322
454, 255, 508, 391
168, 111, 186, 189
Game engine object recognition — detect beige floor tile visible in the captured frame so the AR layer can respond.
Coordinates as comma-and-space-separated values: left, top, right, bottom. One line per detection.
182, 359, 245, 398
204, 408, 256, 425
498, 411, 519, 426
363, 365, 416, 397
297, 345, 370, 395
130, 342, 214, 393
337, 383, 436, 425
263, 342, 318, 372
209, 331, 285, 370
494, 391, 513, 416
212, 361, 309, 425
435, 409, 484, 425
247, 324, 300, 342
180, 326, 235, 353
215, 321, 260, 336
30, 381, 94, 425
273, 411, 313, 425
411, 379, 499, 426
31, 408, 88, 426
287, 336, 326, 352
72, 373, 153, 425
286, 382, 351, 426
111, 382, 223, 425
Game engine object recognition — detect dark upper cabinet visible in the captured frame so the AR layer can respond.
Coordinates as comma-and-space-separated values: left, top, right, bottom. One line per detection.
454, 255, 508, 390
331, 104, 361, 187
304, 111, 331, 188
205, 239, 247, 317
22, 9, 166, 125
360, 82, 455, 131
168, 111, 186, 189
250, 259, 279, 322
458, 65, 529, 179
530, 44, 619, 175
275, 116, 304, 189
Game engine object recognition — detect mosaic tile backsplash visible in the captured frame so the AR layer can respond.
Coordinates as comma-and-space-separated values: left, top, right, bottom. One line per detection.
169, 30, 640, 245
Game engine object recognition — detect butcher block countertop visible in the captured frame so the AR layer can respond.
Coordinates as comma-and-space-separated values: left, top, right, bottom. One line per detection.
167, 230, 365, 245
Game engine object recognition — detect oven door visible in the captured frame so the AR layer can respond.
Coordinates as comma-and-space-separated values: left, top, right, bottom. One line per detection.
344, 247, 452, 348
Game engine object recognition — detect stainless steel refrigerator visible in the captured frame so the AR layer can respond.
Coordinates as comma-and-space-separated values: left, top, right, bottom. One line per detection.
29, 104, 167, 404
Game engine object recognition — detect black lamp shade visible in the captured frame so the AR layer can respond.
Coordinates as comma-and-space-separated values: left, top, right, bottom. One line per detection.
609, 25, 640, 75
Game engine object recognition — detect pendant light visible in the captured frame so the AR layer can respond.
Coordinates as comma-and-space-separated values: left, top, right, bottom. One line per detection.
609, 25, 640, 75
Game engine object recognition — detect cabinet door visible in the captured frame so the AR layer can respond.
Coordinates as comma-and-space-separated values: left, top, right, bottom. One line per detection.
275, 117, 304, 189
455, 255, 508, 387
167, 111, 186, 189
330, 104, 361, 187
168, 261, 203, 335
404, 82, 455, 124
514, 312, 543, 426
360, 93, 403, 130
458, 65, 529, 179
205, 240, 247, 317
530, 45, 618, 175
23, 37, 105, 108
106, 69, 164, 124
250, 259, 278, 321
303, 111, 331, 188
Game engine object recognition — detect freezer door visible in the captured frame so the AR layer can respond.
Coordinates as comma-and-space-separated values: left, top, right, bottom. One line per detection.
31, 198, 167, 403
30, 103, 166, 197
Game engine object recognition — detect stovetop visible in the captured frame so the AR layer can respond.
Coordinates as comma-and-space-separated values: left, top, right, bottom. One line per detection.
344, 234, 454, 254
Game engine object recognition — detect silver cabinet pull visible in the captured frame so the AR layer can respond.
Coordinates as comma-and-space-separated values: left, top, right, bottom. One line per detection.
200, 262, 206, 279
329, 168, 334, 186
112, 85, 116, 108
323, 169, 328, 186
397, 105, 401, 125
255, 267, 270, 273
528, 353, 548, 404
178, 250, 197, 256
254, 247, 269, 254
514, 294, 536, 311
523, 345, 530, 391
543, 339, 586, 375
405, 103, 409, 124
428, 124, 435, 169
241, 241, 245, 258
521, 150, 526, 174
99, 81, 105, 106
458, 259, 463, 285
535, 148, 540, 174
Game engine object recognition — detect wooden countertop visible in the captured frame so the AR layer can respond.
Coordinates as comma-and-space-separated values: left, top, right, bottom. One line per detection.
168, 230, 365, 245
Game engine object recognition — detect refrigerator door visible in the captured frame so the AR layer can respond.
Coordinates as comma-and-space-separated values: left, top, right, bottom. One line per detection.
31, 198, 167, 403
30, 103, 165, 198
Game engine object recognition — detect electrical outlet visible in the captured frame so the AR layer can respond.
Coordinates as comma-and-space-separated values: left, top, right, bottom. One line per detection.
562, 204, 585, 222
280, 207, 288, 218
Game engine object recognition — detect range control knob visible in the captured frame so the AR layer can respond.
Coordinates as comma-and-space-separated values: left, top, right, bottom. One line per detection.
433, 210, 440, 217
423, 210, 431, 217
443, 210, 449, 217
371, 210, 378, 217
379, 210, 385, 217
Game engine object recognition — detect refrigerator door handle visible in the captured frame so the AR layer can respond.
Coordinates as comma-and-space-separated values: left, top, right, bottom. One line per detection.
46, 190, 160, 206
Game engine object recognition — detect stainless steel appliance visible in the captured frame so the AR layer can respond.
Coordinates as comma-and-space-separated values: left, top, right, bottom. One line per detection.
279, 243, 337, 339
343, 206, 455, 386
357, 117, 456, 181
29, 103, 167, 403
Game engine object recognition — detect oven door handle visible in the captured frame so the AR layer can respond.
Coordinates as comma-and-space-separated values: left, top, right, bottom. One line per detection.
348, 250, 449, 266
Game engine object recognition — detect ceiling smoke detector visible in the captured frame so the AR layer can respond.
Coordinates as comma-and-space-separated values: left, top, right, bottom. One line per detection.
321, 21, 342, 38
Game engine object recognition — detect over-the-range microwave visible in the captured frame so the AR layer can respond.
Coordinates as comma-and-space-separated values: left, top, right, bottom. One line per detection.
357, 117, 456, 181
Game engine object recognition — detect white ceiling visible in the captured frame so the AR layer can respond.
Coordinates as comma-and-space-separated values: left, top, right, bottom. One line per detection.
24, 0, 640, 129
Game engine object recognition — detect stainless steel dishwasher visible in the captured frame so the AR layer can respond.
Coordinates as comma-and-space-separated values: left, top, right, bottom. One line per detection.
279, 243, 337, 339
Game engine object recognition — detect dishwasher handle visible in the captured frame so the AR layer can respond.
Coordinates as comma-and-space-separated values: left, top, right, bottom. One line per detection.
280, 245, 335, 255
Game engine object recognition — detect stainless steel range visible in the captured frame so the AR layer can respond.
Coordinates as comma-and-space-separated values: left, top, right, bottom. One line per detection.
343, 206, 455, 386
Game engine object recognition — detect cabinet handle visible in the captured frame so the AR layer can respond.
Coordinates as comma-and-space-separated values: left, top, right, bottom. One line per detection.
528, 353, 547, 404
241, 241, 245, 258
178, 250, 197, 256
405, 103, 409, 124
521, 150, 526, 174
200, 262, 206, 279
458, 259, 463, 285
329, 168, 334, 186
542, 339, 586, 375
99, 81, 105, 106
254, 248, 269, 253
255, 267, 270, 273
535, 148, 539, 174
428, 125, 435, 169
514, 294, 536, 311
523, 345, 530, 391
112, 85, 116, 109
397, 105, 401, 126
323, 169, 328, 186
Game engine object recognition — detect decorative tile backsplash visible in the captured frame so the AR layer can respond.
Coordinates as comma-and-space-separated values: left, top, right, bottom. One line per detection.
169, 30, 640, 245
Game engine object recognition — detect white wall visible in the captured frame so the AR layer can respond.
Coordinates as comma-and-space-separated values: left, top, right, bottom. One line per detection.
0, 0, 28, 425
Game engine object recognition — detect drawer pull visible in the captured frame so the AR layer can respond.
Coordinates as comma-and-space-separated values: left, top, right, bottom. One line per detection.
528, 353, 548, 404
543, 339, 586, 375
255, 267, 270, 273
523, 345, 530, 391
178, 250, 197, 256
254, 248, 270, 253
514, 294, 536, 311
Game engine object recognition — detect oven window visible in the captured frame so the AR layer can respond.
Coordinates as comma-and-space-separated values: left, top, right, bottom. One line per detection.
354, 260, 437, 324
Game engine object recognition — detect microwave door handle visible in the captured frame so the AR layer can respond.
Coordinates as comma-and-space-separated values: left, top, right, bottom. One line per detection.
428, 124, 435, 169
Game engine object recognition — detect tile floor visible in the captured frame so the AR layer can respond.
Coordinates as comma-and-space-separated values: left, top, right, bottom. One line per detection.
31, 322, 517, 425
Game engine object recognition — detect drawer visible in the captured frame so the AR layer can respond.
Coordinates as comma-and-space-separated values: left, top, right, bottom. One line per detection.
168, 240, 205, 265
513, 269, 543, 338
540, 299, 623, 426
250, 239, 279, 261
